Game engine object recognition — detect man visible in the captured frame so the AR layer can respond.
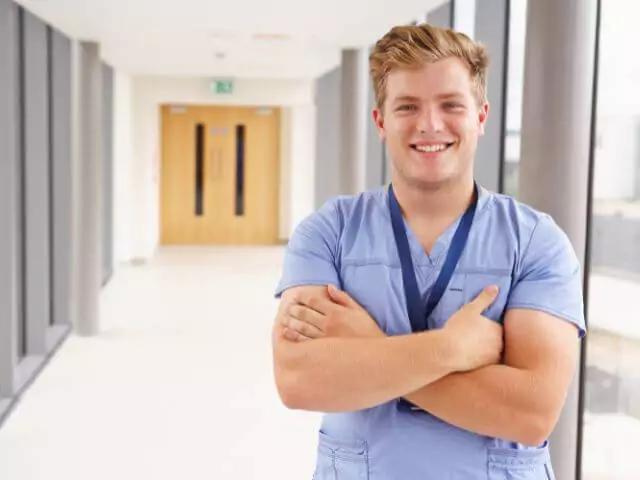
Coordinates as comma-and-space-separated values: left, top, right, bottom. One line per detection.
272, 23, 585, 480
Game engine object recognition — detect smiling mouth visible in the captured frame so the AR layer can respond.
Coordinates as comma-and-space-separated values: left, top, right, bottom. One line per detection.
410, 142, 455, 153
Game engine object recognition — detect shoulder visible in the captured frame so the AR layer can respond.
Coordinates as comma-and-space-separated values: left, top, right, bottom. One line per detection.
328, 187, 388, 220
476, 189, 579, 282
276, 188, 388, 297
296, 187, 389, 240
482, 189, 571, 250
482, 189, 550, 230
485, 189, 579, 279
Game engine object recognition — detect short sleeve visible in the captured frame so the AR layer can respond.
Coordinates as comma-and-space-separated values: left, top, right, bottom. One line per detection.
274, 199, 343, 299
507, 215, 586, 338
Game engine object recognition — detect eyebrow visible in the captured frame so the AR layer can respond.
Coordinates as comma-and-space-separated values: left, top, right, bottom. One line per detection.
391, 95, 421, 104
436, 92, 466, 100
391, 92, 466, 104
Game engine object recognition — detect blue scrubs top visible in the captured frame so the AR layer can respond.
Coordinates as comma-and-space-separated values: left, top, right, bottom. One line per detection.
275, 185, 585, 480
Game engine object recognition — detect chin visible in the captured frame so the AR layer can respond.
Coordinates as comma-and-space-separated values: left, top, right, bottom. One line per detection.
403, 175, 453, 190
412, 169, 458, 186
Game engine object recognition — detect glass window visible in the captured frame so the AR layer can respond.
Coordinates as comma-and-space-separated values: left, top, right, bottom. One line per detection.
582, 1, 640, 478
502, 0, 527, 198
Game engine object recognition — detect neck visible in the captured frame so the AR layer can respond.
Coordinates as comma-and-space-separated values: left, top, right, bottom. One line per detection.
391, 174, 476, 225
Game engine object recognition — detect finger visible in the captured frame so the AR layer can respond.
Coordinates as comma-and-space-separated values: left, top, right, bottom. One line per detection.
282, 327, 311, 342
295, 292, 332, 315
284, 314, 325, 339
288, 304, 326, 332
466, 285, 499, 315
327, 284, 354, 307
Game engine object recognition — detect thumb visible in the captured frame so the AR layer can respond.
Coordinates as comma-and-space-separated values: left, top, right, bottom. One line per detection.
467, 285, 499, 315
328, 284, 353, 307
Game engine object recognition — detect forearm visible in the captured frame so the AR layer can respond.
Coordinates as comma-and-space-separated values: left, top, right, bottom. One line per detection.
404, 365, 551, 445
274, 325, 457, 412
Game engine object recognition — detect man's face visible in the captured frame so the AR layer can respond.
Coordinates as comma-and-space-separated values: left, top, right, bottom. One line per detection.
374, 57, 488, 189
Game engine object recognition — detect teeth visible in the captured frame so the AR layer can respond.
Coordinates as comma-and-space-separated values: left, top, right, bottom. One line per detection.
415, 144, 448, 153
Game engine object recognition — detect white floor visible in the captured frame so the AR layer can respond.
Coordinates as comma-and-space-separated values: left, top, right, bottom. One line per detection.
0, 247, 638, 479
0, 247, 321, 480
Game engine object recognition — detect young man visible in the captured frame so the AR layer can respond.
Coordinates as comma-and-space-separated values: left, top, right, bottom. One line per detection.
272, 23, 585, 479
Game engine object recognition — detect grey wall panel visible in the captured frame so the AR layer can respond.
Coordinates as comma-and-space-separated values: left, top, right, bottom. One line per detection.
51, 28, 72, 327
314, 67, 342, 209
473, 0, 508, 193
0, 0, 20, 397
102, 62, 114, 286
427, 2, 453, 28
23, 9, 50, 354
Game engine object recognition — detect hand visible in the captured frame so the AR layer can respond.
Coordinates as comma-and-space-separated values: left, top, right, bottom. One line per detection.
281, 285, 386, 342
442, 285, 504, 372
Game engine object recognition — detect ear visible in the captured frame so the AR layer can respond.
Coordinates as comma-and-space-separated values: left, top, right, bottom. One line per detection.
373, 109, 386, 141
478, 102, 489, 136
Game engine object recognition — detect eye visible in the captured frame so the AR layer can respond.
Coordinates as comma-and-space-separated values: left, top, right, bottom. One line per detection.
443, 102, 465, 110
396, 104, 417, 112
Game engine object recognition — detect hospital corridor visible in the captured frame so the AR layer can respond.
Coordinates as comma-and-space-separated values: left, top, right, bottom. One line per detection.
1, 0, 640, 478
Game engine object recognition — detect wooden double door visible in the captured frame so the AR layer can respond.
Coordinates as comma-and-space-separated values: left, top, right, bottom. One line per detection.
160, 105, 280, 245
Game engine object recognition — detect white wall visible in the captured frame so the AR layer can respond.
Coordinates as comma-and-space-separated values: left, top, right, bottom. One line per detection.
119, 76, 316, 261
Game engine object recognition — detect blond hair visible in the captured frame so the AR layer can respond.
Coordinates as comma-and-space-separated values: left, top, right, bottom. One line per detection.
369, 23, 490, 111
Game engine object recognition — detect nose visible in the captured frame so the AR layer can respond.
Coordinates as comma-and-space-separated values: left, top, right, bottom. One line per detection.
416, 106, 444, 133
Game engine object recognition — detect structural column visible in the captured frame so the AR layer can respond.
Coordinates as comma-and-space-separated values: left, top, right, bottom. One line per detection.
102, 63, 114, 286
364, 60, 386, 189
339, 49, 364, 196
519, 0, 598, 477
0, 0, 19, 398
74, 41, 103, 336
314, 48, 370, 207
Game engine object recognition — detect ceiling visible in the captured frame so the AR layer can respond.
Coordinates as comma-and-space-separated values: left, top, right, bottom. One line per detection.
16, 0, 446, 78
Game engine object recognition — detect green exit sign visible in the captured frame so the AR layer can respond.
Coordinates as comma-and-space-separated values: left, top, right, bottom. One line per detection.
212, 79, 233, 94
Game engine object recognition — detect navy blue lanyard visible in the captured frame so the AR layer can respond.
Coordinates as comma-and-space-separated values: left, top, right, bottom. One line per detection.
388, 183, 478, 333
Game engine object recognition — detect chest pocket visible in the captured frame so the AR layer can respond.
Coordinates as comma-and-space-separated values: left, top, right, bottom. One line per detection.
341, 261, 513, 334
430, 270, 513, 329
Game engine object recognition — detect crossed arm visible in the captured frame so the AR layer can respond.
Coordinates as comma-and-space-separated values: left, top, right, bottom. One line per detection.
403, 307, 580, 445
273, 286, 580, 446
